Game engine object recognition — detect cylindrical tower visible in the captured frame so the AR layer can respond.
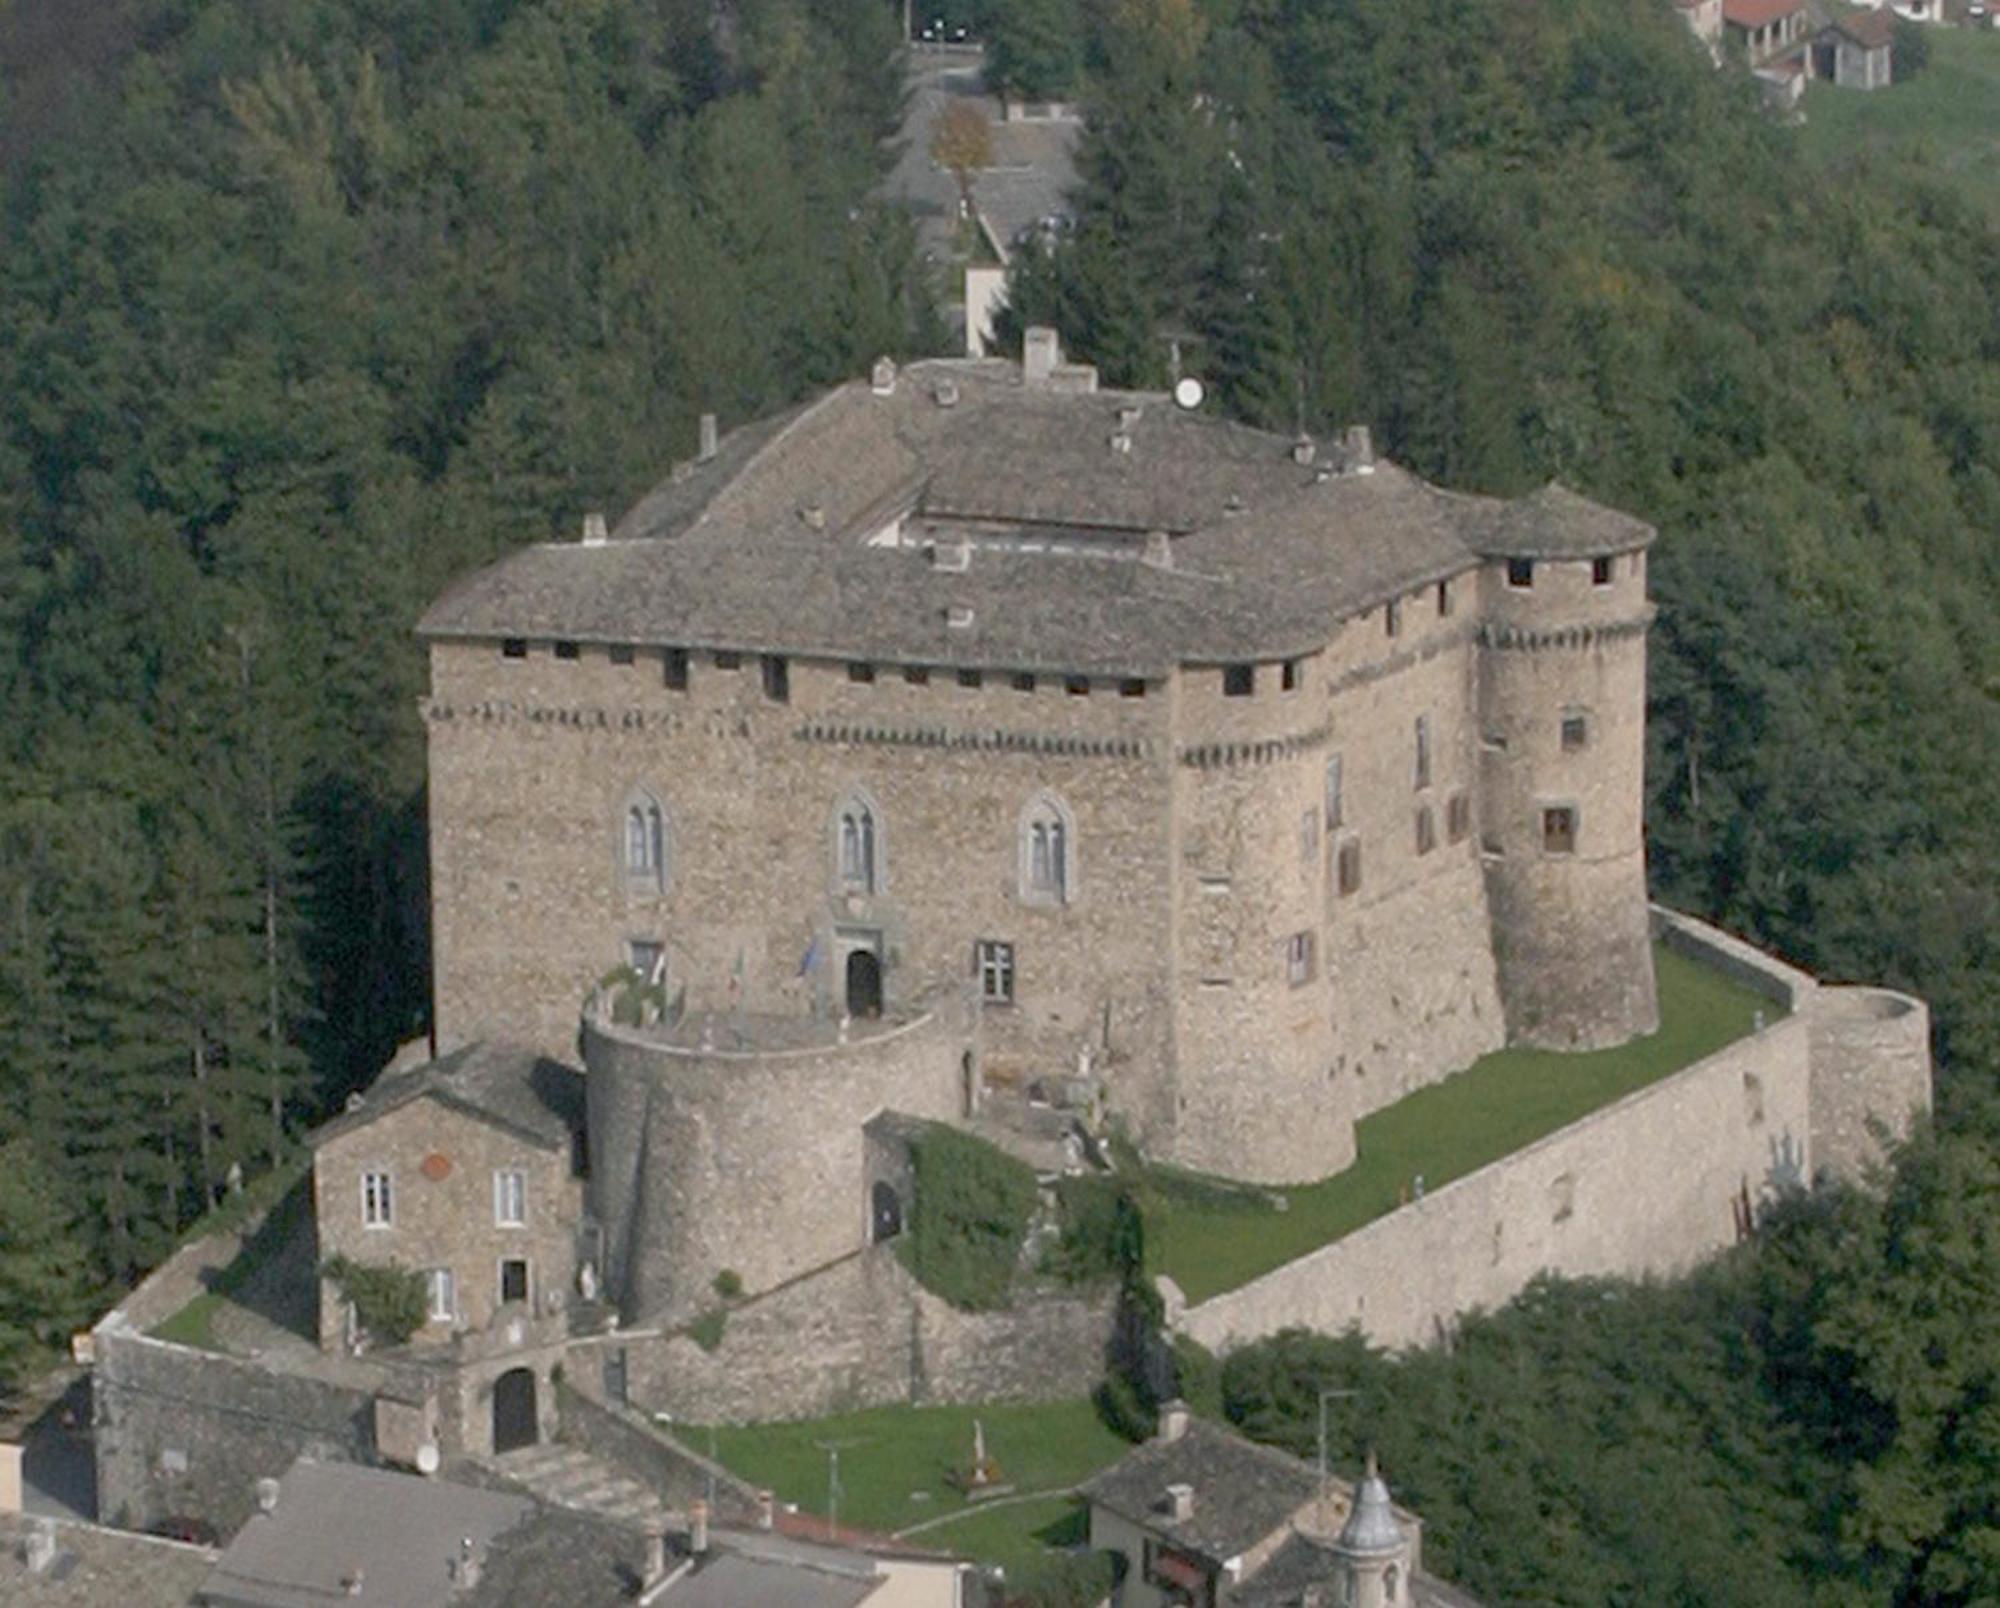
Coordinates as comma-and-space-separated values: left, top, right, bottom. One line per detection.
1476, 486, 1658, 1050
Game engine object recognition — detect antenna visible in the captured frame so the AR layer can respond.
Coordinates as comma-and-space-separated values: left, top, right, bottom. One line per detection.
813, 1437, 868, 1540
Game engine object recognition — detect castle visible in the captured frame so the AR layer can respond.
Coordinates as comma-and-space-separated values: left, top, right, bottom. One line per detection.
410, 329, 1664, 1319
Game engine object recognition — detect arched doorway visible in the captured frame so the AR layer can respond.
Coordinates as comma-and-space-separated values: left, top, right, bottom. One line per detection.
846, 949, 883, 1019
871, 1181, 904, 1243
492, 1368, 538, 1454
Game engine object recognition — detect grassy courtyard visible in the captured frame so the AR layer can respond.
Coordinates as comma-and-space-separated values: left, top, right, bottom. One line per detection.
1798, 27, 2000, 217
698, 1398, 1123, 1577
1145, 942, 1777, 1303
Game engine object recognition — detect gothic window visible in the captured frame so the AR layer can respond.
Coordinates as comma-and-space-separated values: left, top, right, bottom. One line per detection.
1020, 794, 1075, 904
621, 791, 667, 892
835, 794, 880, 895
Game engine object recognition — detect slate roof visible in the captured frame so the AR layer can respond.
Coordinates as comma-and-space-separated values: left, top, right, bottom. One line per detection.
308, 1041, 583, 1153
199, 1461, 534, 1608
658, 1549, 883, 1607
1724, 0, 1804, 25
1828, 6, 1895, 44
419, 357, 1652, 679
1080, 1419, 1323, 1566
1232, 1534, 1485, 1608
0, 1515, 213, 1606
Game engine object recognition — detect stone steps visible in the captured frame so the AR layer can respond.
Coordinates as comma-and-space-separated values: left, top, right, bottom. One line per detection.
491, 1443, 673, 1532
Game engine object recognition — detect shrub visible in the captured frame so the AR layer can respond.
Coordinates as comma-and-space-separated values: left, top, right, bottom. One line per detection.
1043, 1176, 1143, 1285
902, 1125, 1038, 1311
321, 1256, 427, 1346
713, 1268, 743, 1300
688, 1309, 728, 1352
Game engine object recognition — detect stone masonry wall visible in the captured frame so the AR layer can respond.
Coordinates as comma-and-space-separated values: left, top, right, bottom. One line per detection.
92, 1329, 379, 1536
600, 1246, 1116, 1425
584, 1004, 966, 1323
1176, 1008, 1814, 1355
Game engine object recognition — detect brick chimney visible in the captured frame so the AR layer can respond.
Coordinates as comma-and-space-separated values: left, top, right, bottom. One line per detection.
1156, 1398, 1191, 1444
1024, 326, 1061, 386
698, 413, 718, 462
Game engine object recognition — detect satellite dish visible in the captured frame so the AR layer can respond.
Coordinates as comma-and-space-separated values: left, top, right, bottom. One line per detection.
415, 1442, 441, 1476
1173, 377, 1205, 411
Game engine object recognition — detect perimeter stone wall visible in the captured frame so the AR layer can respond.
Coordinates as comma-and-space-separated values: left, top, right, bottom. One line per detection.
596, 1247, 1115, 1425
1806, 986, 1932, 1183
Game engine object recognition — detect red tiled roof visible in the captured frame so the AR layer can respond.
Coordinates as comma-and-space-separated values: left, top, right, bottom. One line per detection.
1831, 8, 1897, 45
1724, 0, 1804, 25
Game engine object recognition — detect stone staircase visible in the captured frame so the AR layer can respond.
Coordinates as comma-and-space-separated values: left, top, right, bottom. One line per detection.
491, 1442, 674, 1532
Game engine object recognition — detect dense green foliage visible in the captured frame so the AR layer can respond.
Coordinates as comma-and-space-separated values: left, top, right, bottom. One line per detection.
321, 1253, 427, 1346
901, 1124, 1040, 1309
0, 0, 933, 1351
1219, 1104, 2000, 1605
1004, 0, 2000, 1111
0, 1141, 93, 1390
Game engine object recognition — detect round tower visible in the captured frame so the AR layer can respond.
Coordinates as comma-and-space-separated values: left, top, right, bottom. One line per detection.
1335, 1453, 1412, 1608
1476, 485, 1658, 1050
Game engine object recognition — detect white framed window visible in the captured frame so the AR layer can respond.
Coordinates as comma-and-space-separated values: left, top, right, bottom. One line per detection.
1019, 794, 1075, 904
361, 1170, 393, 1229
426, 1267, 456, 1323
1285, 931, 1315, 987
835, 794, 880, 894
976, 940, 1016, 1004
621, 789, 667, 892
494, 1169, 527, 1228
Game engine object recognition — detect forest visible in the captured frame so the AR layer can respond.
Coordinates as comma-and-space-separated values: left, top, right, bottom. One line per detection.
0, 0, 1996, 1599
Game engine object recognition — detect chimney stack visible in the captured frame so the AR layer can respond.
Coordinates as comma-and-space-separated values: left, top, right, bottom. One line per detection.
871, 356, 898, 396
1164, 1483, 1195, 1523
1156, 1399, 1190, 1444
1023, 326, 1061, 387
698, 413, 718, 462
255, 1477, 281, 1514
1142, 529, 1173, 570
582, 511, 608, 546
756, 1489, 775, 1531
689, 1499, 709, 1555
1343, 425, 1375, 475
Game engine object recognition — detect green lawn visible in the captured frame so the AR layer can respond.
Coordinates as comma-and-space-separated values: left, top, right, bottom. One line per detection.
1147, 943, 1777, 1303
698, 1398, 1127, 1550
1798, 27, 2000, 216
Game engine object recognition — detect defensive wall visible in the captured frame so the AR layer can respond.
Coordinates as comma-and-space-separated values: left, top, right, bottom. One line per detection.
583, 993, 972, 1325
1173, 907, 1931, 1356
576, 1245, 1117, 1426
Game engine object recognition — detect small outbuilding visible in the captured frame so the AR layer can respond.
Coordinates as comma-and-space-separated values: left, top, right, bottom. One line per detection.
1813, 9, 1896, 88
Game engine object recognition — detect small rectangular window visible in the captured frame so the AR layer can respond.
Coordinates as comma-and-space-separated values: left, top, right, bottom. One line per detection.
1415, 806, 1436, 856
1120, 679, 1147, 698
1285, 931, 1315, 987
1507, 557, 1535, 589
1543, 806, 1578, 855
499, 1258, 529, 1306
1012, 672, 1036, 693
501, 638, 528, 659
609, 644, 635, 666
1592, 556, 1614, 587
1337, 839, 1363, 897
957, 668, 982, 688
904, 665, 931, 685
362, 1171, 393, 1229
1222, 664, 1254, 697
1437, 579, 1453, 617
554, 640, 580, 660
627, 939, 663, 981
1414, 714, 1433, 791
1324, 754, 1344, 830
713, 650, 742, 670
494, 1170, 527, 1228
663, 648, 689, 690
1281, 659, 1302, 692
848, 662, 876, 683
762, 655, 789, 703
1065, 676, 1090, 697
1447, 791, 1471, 843
1385, 599, 1402, 638
426, 1268, 455, 1323
1561, 713, 1589, 752
976, 940, 1016, 1004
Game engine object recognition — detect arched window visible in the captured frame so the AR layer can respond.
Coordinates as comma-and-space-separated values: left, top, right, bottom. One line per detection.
833, 791, 883, 895
1019, 794, 1076, 904
620, 790, 666, 892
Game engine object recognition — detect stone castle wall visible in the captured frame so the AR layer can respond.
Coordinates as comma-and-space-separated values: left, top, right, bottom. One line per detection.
1807, 986, 1932, 1183
586, 1246, 1116, 1425
583, 1001, 968, 1324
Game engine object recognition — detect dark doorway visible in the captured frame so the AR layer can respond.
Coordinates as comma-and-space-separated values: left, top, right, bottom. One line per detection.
493, 1368, 537, 1454
500, 1258, 529, 1305
846, 949, 883, 1019
871, 1181, 904, 1243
